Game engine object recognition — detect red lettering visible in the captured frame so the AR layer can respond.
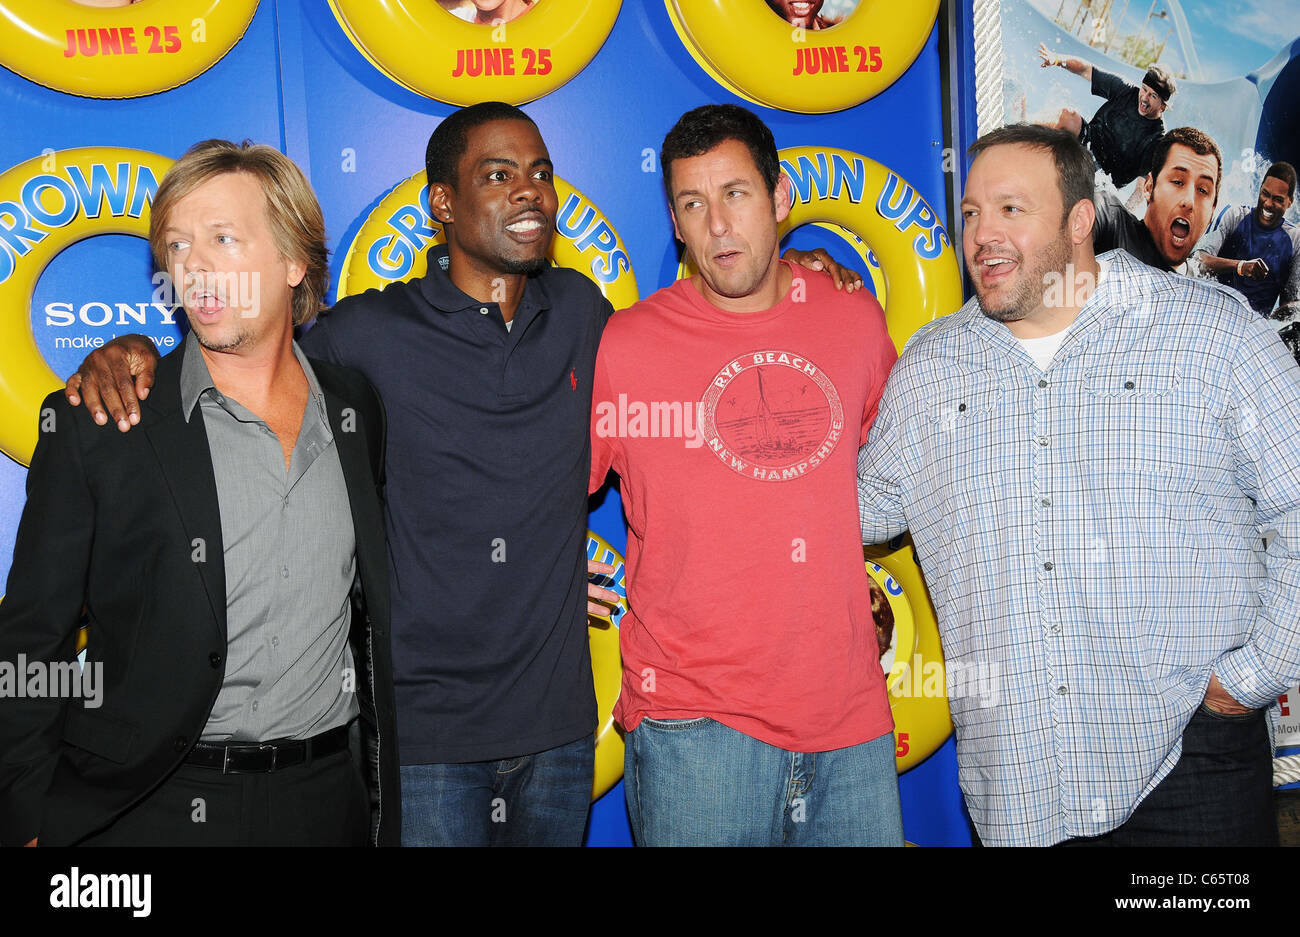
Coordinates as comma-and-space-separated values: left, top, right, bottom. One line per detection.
98, 27, 122, 56
64, 25, 145, 57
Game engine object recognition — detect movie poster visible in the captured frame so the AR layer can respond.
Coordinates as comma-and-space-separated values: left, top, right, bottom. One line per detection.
987, 0, 1300, 762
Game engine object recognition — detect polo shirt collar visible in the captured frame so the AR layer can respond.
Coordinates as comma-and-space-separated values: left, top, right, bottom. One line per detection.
416, 244, 554, 317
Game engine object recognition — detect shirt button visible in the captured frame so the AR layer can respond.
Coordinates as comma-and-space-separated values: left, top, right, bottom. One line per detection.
174, 736, 189, 752
1038, 379, 1048, 388
479, 306, 489, 315
1037, 435, 1050, 447
1040, 497, 1052, 507
281, 567, 289, 578
209, 652, 222, 668
1043, 561, 1054, 571
1057, 685, 1068, 695
1124, 380, 1135, 389
1051, 622, 1062, 634
252, 701, 259, 712
271, 636, 279, 648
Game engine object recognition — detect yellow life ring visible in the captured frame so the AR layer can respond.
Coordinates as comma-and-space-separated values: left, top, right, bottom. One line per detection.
0, 0, 259, 99
666, 0, 939, 113
0, 146, 172, 466
328, 0, 620, 106
586, 529, 627, 800
866, 539, 952, 771
336, 168, 640, 310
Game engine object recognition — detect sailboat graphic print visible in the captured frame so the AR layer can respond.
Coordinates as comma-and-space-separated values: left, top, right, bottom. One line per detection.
699, 349, 845, 481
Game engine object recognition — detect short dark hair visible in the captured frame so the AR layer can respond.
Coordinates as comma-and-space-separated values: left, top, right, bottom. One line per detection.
1150, 126, 1222, 204
1265, 161, 1297, 200
1142, 64, 1177, 102
661, 104, 781, 203
966, 123, 1096, 219
425, 101, 536, 189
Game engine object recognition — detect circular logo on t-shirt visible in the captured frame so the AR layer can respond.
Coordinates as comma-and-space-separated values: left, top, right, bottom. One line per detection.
699, 349, 844, 481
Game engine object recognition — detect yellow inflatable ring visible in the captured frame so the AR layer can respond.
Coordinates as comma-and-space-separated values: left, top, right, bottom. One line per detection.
666, 0, 939, 113
681, 145, 962, 355
0, 146, 172, 465
866, 538, 952, 771
586, 529, 627, 800
336, 168, 639, 310
328, 0, 620, 106
0, 0, 259, 99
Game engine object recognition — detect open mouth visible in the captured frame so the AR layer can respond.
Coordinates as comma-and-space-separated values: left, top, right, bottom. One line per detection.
1169, 217, 1191, 243
183, 281, 225, 318
1261, 207, 1279, 225
790, 0, 815, 14
978, 255, 1017, 283
505, 211, 549, 241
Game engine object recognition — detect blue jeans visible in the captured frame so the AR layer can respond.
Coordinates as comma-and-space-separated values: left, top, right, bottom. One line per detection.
399, 734, 594, 846
1057, 705, 1278, 846
625, 716, 904, 846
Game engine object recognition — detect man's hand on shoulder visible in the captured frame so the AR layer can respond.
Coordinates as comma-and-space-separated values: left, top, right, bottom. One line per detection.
64, 334, 161, 432
587, 559, 619, 617
781, 247, 865, 293
1203, 673, 1254, 715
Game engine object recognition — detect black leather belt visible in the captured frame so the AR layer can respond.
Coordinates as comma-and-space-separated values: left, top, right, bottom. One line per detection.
185, 725, 349, 774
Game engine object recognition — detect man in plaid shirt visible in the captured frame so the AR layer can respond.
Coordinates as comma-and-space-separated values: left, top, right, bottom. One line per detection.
858, 123, 1300, 846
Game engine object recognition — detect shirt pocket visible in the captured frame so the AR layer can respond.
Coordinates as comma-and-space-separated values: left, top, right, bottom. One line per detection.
906, 377, 1006, 508
1081, 364, 1188, 480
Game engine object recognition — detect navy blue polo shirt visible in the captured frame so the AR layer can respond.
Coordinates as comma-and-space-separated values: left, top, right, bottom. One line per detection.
302, 245, 612, 764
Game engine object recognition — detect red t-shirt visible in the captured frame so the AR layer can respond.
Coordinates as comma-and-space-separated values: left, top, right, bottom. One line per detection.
590, 262, 898, 752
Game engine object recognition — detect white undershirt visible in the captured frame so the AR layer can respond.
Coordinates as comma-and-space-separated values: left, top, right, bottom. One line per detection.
1014, 257, 1109, 370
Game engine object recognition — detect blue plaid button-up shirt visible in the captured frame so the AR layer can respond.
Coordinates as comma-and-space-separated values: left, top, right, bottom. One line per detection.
858, 250, 1300, 846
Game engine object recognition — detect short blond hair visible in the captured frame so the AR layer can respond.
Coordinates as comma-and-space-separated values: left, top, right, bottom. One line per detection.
149, 139, 329, 326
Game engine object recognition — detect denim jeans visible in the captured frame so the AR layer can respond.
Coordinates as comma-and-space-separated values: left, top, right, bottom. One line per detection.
1058, 705, 1278, 846
625, 716, 904, 846
399, 733, 594, 846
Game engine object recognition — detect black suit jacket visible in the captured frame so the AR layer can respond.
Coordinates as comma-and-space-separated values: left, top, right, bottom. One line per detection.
0, 344, 400, 845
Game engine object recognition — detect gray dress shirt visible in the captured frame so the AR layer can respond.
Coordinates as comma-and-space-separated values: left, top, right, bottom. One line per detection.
179, 334, 359, 742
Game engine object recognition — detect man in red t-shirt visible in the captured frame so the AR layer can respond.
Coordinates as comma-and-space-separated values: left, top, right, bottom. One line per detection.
589, 104, 903, 845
